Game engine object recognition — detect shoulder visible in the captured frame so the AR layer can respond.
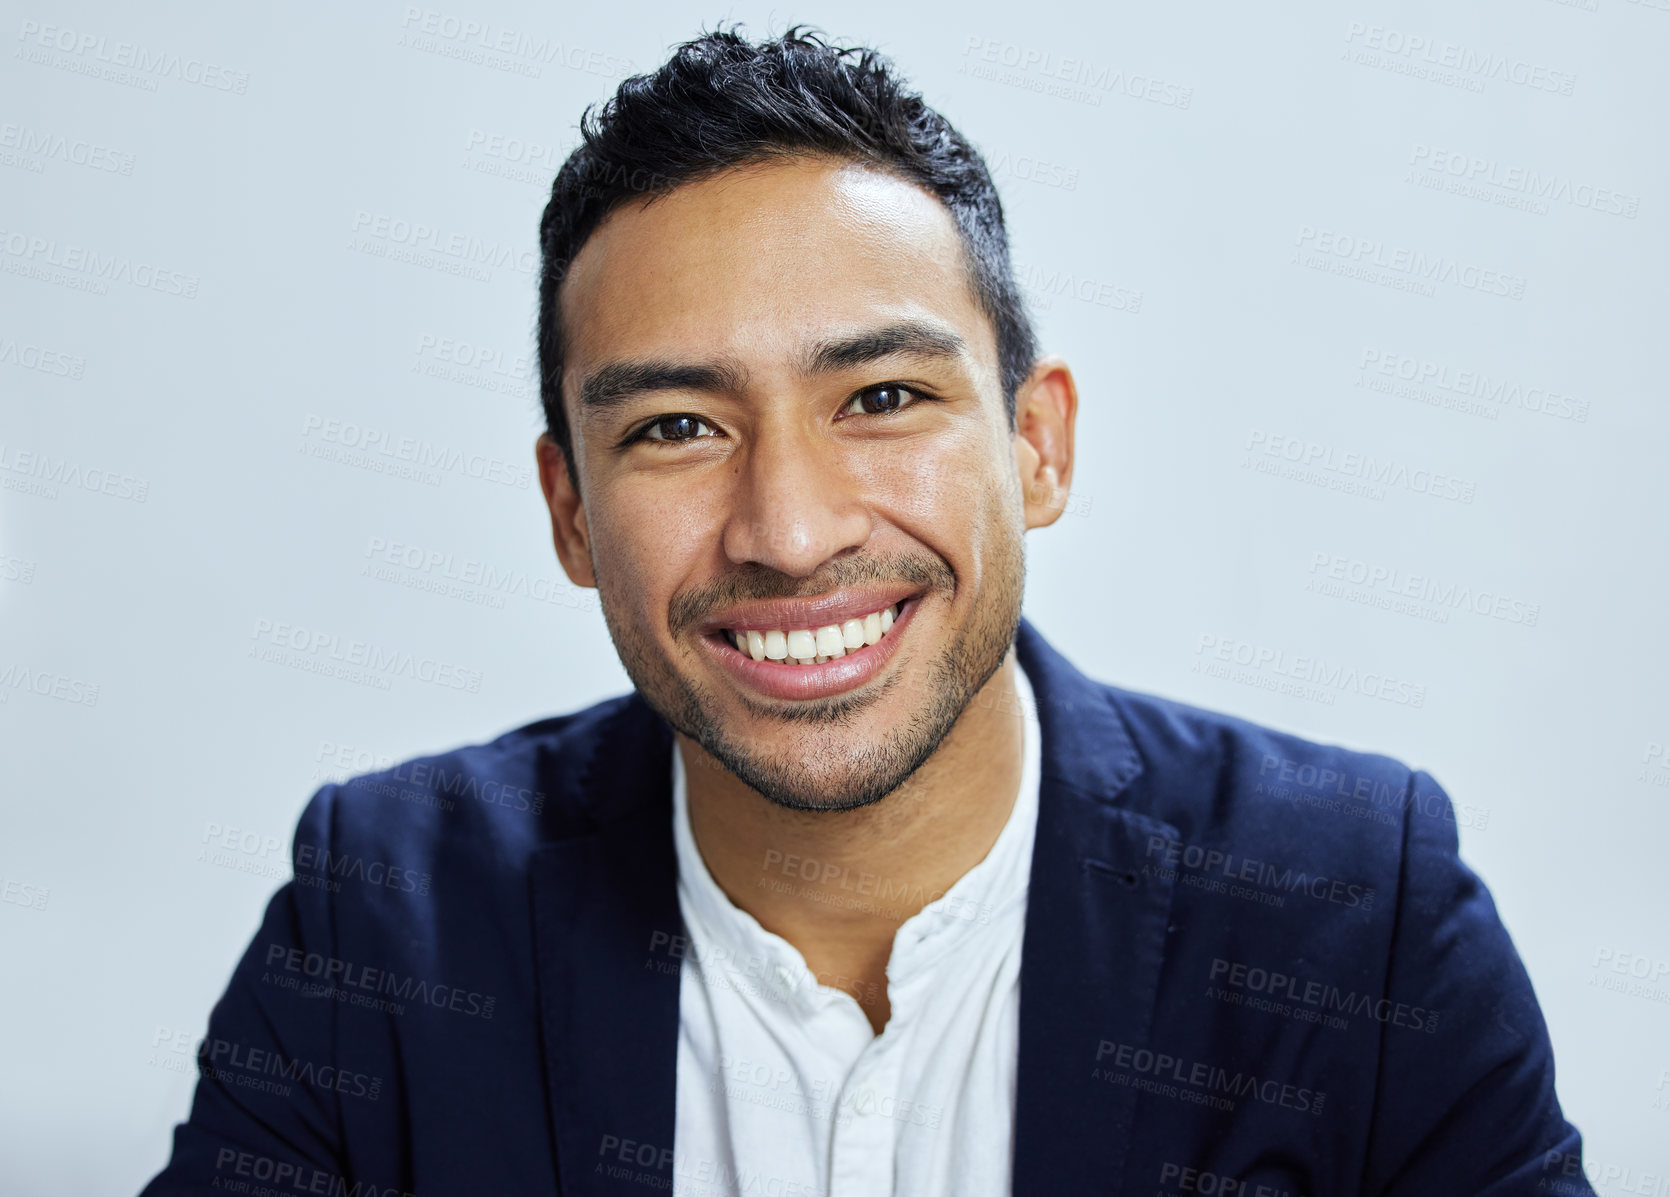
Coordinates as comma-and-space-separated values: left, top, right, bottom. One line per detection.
293, 691, 650, 874
1099, 683, 1432, 897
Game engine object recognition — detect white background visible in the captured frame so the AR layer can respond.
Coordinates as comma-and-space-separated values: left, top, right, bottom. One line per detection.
2, 1, 1667, 1193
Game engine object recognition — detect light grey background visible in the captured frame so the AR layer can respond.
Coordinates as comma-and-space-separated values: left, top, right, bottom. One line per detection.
2, 0, 1667, 1193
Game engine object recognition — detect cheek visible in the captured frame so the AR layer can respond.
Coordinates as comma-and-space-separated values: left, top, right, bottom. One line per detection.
588, 478, 717, 607
854, 430, 1011, 546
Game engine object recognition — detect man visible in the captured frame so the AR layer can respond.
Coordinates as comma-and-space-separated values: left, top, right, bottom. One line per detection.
143, 28, 1594, 1197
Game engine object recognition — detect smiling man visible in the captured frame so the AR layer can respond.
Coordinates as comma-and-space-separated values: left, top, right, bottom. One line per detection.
143, 28, 1594, 1197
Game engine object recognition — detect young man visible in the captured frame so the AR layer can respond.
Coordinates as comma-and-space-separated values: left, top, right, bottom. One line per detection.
143, 28, 1594, 1197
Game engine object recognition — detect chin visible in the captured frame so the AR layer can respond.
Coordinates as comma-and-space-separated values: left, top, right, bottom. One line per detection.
690, 675, 963, 812
705, 751, 913, 813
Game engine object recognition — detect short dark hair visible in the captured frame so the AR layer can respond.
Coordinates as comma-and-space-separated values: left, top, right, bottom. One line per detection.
535, 26, 1038, 485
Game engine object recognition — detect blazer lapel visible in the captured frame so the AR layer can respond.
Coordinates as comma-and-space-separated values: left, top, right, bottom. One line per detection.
1013, 619, 1178, 1197
530, 694, 683, 1196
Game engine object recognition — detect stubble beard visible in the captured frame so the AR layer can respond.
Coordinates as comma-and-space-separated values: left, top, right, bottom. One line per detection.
598, 534, 1025, 813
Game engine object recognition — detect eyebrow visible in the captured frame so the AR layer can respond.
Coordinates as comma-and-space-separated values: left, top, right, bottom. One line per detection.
576, 319, 968, 421
802, 320, 967, 375
578, 360, 746, 420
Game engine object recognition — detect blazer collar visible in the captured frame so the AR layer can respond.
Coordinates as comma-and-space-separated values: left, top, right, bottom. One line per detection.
1012, 618, 1179, 1197
530, 691, 680, 1196
529, 617, 1174, 1196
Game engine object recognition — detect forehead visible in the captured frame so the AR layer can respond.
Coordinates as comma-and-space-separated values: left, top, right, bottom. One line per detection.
558, 156, 991, 393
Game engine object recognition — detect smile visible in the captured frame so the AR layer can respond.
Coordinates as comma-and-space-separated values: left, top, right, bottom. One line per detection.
699, 593, 922, 700
723, 601, 901, 665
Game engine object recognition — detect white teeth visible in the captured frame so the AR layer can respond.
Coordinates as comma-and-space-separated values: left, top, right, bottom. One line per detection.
727, 603, 903, 665
814, 625, 845, 658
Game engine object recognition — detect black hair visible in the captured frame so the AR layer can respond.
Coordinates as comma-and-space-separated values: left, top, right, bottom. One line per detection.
536, 25, 1037, 485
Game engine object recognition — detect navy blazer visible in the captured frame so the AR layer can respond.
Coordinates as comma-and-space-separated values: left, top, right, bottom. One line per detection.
142, 617, 1593, 1196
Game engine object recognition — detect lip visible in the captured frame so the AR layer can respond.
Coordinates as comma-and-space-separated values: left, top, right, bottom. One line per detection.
697, 596, 921, 701
699, 586, 923, 636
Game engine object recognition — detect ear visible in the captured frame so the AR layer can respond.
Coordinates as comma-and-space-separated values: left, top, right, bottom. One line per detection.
535, 434, 597, 588
1011, 355, 1079, 530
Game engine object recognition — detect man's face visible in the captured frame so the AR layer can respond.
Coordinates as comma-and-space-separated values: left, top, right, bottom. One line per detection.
550, 156, 1029, 811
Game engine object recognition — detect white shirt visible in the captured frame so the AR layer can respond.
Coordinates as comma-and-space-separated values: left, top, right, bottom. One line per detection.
670, 661, 1042, 1197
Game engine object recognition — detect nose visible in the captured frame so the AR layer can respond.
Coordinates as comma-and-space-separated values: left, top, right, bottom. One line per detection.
720, 424, 873, 578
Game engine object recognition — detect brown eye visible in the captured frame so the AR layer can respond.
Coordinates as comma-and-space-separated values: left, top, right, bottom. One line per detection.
641, 415, 714, 443
845, 385, 917, 416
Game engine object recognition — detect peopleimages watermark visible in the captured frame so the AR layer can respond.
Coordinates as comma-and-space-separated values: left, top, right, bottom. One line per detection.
1144, 833, 1377, 911
1156, 1162, 1310, 1197
1306, 551, 1540, 629
1, 878, 50, 912
1293, 225, 1526, 301
1244, 430, 1476, 506
347, 210, 535, 285
1093, 1041, 1327, 1116
197, 818, 434, 896
1589, 947, 1670, 1005
1341, 22, 1576, 96
646, 928, 886, 1011
986, 148, 1080, 192
362, 535, 599, 615
0, 336, 85, 380
314, 740, 397, 784
1539, 1149, 1670, 1197
1208, 956, 1440, 1033
150, 1025, 384, 1102
211, 1149, 415, 1197
397, 7, 634, 80
709, 1054, 944, 1130
310, 741, 546, 816
1407, 144, 1638, 219
292, 842, 432, 897
0, 227, 198, 298
1356, 348, 1589, 424
1, 554, 37, 586
0, 443, 149, 502
14, 19, 251, 95
198, 821, 288, 883
959, 35, 1194, 109
0, 122, 135, 175
1255, 753, 1491, 833
263, 943, 497, 1020
460, 127, 560, 190
368, 759, 545, 816
299, 413, 532, 490
249, 617, 485, 694
0, 661, 100, 707
411, 330, 534, 400
758, 848, 993, 927
1014, 258, 1143, 314
595, 1133, 830, 1197
1193, 633, 1427, 710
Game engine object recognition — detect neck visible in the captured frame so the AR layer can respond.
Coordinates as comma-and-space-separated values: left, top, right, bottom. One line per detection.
678, 647, 1026, 1033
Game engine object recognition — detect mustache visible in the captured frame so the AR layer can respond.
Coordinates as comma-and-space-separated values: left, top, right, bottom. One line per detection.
668, 553, 955, 638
